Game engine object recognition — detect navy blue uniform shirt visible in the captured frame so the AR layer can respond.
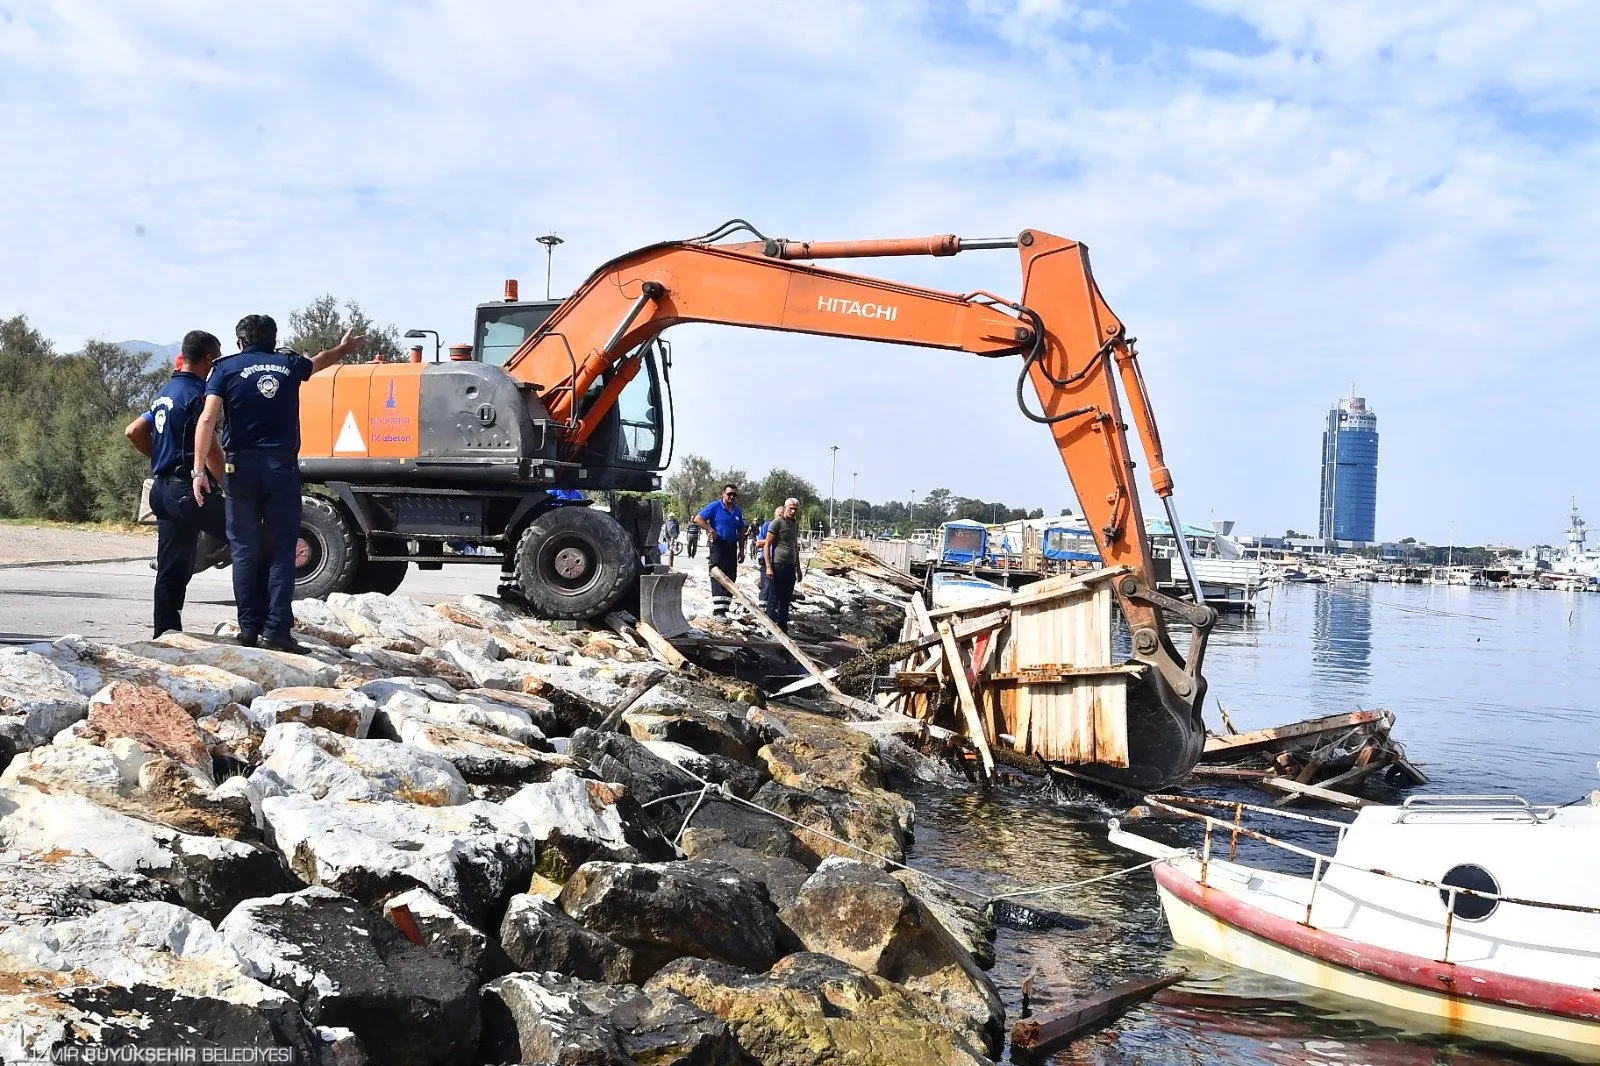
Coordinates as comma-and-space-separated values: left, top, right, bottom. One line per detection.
206, 346, 314, 453
697, 499, 744, 541
142, 371, 208, 477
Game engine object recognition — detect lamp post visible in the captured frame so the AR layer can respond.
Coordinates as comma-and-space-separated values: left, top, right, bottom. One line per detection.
536, 234, 564, 300
403, 329, 441, 362
828, 445, 839, 535
850, 472, 858, 539
908, 490, 915, 536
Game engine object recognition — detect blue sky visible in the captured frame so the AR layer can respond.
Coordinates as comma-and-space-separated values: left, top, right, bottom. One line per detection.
2, 0, 1597, 545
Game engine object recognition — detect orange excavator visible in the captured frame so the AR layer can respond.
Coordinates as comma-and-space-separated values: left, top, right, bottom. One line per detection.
292, 221, 1215, 788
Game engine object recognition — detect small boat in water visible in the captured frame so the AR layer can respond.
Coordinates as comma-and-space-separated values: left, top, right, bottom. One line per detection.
928, 570, 1009, 610
1110, 795, 1600, 1061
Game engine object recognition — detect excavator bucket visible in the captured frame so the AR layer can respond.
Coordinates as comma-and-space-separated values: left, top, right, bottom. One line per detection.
638, 568, 691, 639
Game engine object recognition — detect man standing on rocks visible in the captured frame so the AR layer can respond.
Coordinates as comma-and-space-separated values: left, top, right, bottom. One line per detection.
764, 497, 803, 631
693, 483, 745, 619
193, 314, 362, 652
125, 330, 228, 638
755, 504, 782, 607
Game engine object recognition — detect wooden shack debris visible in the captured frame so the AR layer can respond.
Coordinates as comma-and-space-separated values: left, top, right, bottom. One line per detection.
1010, 970, 1187, 1058
1193, 707, 1427, 806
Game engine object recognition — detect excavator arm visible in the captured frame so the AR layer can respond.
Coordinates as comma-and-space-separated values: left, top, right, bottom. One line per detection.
503, 223, 1216, 788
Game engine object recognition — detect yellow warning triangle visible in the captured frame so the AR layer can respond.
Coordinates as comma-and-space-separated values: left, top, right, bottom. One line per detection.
333, 411, 366, 453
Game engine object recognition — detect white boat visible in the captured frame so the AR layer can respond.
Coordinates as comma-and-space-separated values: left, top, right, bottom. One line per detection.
1110, 795, 1600, 1061
928, 570, 1008, 610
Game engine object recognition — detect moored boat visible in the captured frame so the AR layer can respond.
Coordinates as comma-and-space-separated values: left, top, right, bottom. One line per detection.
1110, 795, 1600, 1061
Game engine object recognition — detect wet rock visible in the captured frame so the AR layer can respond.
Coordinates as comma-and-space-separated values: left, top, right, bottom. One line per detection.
0, 901, 320, 1063
221, 886, 479, 1066
878, 734, 968, 790
122, 634, 340, 690
0, 649, 89, 736
459, 687, 563, 735
502, 769, 675, 881
781, 860, 1004, 1054
81, 681, 213, 784
481, 971, 742, 1066
565, 727, 699, 830
245, 686, 377, 738
892, 871, 997, 971
643, 739, 769, 799
384, 887, 491, 981
752, 781, 910, 869
646, 952, 990, 1066
0, 785, 293, 922
560, 859, 787, 980
499, 891, 635, 982
261, 794, 533, 926
375, 706, 567, 782
677, 798, 797, 861
678, 831, 811, 911
254, 722, 469, 805
0, 849, 167, 931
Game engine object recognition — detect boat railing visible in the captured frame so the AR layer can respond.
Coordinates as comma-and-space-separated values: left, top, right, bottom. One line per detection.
1135, 794, 1600, 965
1396, 794, 1555, 824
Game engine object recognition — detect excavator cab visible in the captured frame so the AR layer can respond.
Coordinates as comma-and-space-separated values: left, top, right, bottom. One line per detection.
473, 296, 562, 366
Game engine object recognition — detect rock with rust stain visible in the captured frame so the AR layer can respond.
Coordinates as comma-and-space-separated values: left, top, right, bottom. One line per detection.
80, 682, 213, 784
383, 887, 492, 981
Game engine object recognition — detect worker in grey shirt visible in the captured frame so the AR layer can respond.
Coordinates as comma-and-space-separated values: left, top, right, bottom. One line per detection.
763, 497, 804, 631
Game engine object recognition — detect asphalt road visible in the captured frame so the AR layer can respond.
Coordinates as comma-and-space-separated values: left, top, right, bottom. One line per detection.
0, 560, 507, 644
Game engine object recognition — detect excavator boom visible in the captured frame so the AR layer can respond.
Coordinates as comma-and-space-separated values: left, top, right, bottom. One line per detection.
497, 224, 1215, 789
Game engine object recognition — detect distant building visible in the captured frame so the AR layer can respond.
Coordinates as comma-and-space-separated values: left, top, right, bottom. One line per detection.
1318, 394, 1379, 544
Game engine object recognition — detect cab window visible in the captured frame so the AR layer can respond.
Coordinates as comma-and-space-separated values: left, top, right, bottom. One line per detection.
475, 304, 560, 367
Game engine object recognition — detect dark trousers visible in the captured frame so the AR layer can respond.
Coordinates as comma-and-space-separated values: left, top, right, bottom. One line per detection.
766, 561, 797, 632
708, 540, 738, 615
687, 534, 699, 558
225, 451, 302, 639
150, 475, 227, 637
758, 559, 770, 604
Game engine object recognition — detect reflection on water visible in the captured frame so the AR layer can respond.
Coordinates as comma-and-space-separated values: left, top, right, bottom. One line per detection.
909, 583, 1599, 1063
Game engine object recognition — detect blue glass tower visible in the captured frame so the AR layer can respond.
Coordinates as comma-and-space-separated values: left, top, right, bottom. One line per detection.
1318, 395, 1378, 543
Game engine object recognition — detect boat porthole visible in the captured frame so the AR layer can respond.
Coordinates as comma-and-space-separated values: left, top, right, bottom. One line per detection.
1439, 864, 1499, 921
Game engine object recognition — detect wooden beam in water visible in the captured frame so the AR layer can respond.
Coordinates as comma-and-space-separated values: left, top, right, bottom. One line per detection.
1011, 970, 1187, 1058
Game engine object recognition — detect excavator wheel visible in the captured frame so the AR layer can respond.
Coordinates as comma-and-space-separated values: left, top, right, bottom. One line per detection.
514, 505, 637, 621
294, 495, 360, 601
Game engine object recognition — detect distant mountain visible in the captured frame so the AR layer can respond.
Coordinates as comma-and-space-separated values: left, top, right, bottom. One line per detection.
116, 339, 181, 373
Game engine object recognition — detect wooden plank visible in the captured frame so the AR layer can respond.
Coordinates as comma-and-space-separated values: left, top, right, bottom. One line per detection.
711, 567, 844, 699
603, 611, 646, 649
992, 663, 1147, 683
1263, 777, 1378, 809
769, 609, 1007, 699
938, 619, 994, 783
1184, 766, 1272, 782
1200, 709, 1387, 761
925, 564, 1131, 621
597, 673, 667, 733
633, 620, 689, 670
1011, 970, 1187, 1058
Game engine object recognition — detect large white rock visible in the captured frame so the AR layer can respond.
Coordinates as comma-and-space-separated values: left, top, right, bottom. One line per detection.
436, 639, 547, 690
254, 722, 468, 806
0, 739, 130, 795
500, 769, 668, 867
260, 794, 534, 925
325, 593, 485, 649
121, 636, 340, 690
291, 597, 360, 645
0, 785, 294, 921
360, 676, 461, 706
0, 901, 319, 1061
25, 637, 262, 715
0, 649, 90, 736
245, 686, 377, 738
375, 707, 563, 780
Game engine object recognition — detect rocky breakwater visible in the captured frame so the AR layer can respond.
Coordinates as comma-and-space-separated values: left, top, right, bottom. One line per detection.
0, 588, 1001, 1065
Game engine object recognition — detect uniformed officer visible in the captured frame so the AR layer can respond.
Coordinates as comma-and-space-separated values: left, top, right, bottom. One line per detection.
192, 314, 361, 652
693, 483, 746, 618
124, 330, 227, 638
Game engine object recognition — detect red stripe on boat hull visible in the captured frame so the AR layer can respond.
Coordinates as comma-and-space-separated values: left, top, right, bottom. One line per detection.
1154, 863, 1600, 1022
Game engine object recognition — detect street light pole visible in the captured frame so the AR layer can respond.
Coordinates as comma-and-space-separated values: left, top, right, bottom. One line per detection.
851, 472, 858, 538
908, 490, 915, 535
536, 233, 564, 300
828, 445, 838, 535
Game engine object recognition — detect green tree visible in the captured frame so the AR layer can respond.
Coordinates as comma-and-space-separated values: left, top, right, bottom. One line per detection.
662, 451, 713, 518
752, 467, 818, 522
286, 294, 401, 363
921, 488, 955, 521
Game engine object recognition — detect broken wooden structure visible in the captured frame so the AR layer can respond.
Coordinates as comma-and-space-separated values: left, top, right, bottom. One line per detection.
1189, 708, 1428, 807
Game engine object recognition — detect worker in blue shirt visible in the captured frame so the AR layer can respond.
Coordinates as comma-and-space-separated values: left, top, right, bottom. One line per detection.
124, 331, 227, 638
193, 314, 362, 652
692, 483, 745, 618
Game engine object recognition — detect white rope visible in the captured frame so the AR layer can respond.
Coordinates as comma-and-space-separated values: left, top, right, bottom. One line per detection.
986, 856, 1174, 901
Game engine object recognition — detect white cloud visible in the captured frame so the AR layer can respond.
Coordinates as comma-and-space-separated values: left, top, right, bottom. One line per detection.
1, 0, 1597, 543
